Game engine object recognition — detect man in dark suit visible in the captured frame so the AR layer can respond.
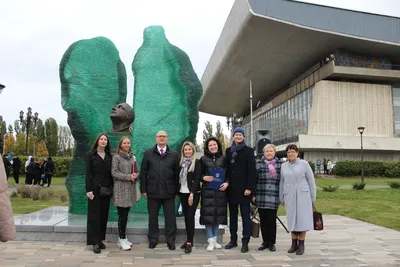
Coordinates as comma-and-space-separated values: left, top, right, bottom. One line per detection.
225, 127, 256, 253
140, 130, 180, 250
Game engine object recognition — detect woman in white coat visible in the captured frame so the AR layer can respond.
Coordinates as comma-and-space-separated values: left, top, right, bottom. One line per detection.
279, 144, 316, 255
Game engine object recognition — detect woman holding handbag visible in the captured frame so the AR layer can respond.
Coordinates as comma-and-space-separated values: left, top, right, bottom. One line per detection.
253, 144, 281, 252
279, 144, 316, 255
85, 133, 113, 254
111, 136, 140, 251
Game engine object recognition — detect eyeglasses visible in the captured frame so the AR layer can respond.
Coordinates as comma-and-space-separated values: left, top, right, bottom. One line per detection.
157, 135, 167, 138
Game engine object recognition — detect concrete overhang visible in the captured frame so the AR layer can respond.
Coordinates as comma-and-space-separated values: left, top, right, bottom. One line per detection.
200, 0, 400, 117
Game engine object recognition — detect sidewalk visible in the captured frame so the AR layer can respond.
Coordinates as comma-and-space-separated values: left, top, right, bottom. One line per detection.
1, 215, 399, 267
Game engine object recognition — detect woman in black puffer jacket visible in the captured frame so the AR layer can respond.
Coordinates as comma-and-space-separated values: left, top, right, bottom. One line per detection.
200, 137, 229, 252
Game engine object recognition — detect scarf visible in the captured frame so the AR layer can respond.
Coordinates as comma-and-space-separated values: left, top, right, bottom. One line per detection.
179, 157, 192, 185
262, 156, 277, 179
230, 141, 246, 163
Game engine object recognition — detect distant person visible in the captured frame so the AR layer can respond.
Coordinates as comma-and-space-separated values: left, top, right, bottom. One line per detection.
199, 137, 228, 252
323, 158, 327, 175
85, 133, 113, 254
24, 156, 32, 184
178, 141, 201, 254
111, 136, 140, 251
26, 157, 37, 186
140, 131, 180, 250
327, 159, 332, 175
225, 128, 256, 253
45, 157, 55, 187
0, 155, 16, 242
279, 144, 316, 255
2, 155, 11, 180
12, 155, 21, 185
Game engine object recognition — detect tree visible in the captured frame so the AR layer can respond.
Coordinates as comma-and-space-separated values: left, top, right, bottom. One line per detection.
13, 120, 21, 135
215, 120, 227, 152
202, 120, 213, 148
0, 117, 6, 155
36, 140, 49, 157
4, 134, 15, 154
14, 133, 26, 155
33, 119, 45, 141
44, 118, 59, 156
58, 125, 74, 156
7, 124, 13, 134
27, 135, 37, 156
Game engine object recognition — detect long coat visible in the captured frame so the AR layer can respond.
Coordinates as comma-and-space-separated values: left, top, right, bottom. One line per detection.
255, 157, 281, 210
112, 152, 139, 207
279, 159, 316, 231
200, 154, 228, 225
225, 146, 256, 204
0, 157, 16, 242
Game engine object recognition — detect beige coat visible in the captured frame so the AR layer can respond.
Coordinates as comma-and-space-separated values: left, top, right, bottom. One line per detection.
0, 156, 16, 242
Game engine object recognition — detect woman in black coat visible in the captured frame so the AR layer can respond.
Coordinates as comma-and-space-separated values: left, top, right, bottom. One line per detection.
200, 137, 229, 252
178, 141, 202, 254
85, 133, 113, 254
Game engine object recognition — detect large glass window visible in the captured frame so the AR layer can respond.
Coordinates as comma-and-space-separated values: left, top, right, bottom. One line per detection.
393, 88, 400, 137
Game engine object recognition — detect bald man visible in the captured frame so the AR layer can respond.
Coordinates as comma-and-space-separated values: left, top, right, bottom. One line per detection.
140, 131, 180, 250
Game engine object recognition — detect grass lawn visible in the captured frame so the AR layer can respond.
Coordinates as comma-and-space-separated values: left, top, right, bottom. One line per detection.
315, 177, 400, 187
278, 188, 400, 231
8, 177, 66, 187
11, 188, 69, 214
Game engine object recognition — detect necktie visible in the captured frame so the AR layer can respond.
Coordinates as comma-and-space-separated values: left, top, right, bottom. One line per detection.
160, 149, 164, 156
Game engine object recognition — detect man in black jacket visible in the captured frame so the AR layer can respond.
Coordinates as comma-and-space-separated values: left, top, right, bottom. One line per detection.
225, 127, 256, 253
12, 155, 21, 185
140, 130, 180, 250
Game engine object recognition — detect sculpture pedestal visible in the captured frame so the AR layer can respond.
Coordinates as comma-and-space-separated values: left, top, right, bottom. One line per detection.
14, 206, 225, 244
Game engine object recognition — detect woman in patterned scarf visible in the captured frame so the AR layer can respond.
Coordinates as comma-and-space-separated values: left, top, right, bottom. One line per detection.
178, 141, 201, 254
253, 144, 281, 252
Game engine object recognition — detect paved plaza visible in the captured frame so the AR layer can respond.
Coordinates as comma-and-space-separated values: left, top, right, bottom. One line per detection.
1, 215, 399, 267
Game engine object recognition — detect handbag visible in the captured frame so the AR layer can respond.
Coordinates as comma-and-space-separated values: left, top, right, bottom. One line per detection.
251, 206, 260, 238
99, 186, 113, 197
313, 204, 324, 231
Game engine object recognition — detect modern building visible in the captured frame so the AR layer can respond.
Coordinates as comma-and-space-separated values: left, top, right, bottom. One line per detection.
199, 0, 400, 162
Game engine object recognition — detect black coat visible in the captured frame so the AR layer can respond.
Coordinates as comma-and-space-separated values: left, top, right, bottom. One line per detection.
13, 157, 21, 174
178, 159, 201, 194
140, 145, 180, 199
199, 154, 228, 225
45, 160, 55, 174
225, 146, 256, 204
85, 151, 113, 193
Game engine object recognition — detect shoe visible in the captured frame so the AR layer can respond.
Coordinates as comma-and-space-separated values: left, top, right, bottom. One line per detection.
148, 242, 157, 249
269, 244, 276, 252
119, 237, 132, 247
180, 241, 188, 249
224, 241, 238, 249
93, 244, 101, 254
241, 244, 249, 253
167, 243, 176, 250
287, 239, 298, 253
258, 243, 268, 251
213, 237, 222, 249
207, 238, 215, 252
296, 240, 305, 255
118, 239, 131, 251
99, 241, 106, 249
184, 243, 192, 254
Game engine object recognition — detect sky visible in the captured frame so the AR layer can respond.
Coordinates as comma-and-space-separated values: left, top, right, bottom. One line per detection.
1, 0, 399, 145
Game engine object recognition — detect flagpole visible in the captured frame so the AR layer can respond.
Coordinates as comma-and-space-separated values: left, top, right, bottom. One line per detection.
250, 80, 254, 148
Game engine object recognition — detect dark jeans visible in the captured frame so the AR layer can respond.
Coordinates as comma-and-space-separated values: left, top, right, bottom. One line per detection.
259, 208, 277, 245
180, 192, 200, 244
25, 173, 34, 185
229, 203, 251, 244
13, 170, 19, 184
87, 193, 110, 245
47, 174, 53, 187
117, 207, 131, 239
147, 197, 177, 244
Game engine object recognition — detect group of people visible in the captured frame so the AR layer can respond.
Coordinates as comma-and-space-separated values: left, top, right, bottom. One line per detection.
85, 127, 316, 256
2, 154, 55, 187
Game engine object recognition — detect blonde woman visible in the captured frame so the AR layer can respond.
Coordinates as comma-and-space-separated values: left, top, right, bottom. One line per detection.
111, 136, 140, 251
253, 144, 281, 252
179, 141, 201, 254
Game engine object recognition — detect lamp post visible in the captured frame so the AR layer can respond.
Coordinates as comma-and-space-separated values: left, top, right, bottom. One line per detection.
20, 107, 38, 155
358, 126, 365, 183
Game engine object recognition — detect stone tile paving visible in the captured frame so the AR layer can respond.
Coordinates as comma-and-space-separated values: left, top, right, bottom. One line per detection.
1, 215, 399, 267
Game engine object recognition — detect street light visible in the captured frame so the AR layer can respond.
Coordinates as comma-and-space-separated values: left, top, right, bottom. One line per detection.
20, 107, 39, 155
358, 126, 365, 183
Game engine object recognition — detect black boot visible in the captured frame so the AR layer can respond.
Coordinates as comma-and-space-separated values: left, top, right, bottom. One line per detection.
296, 240, 305, 255
287, 239, 298, 253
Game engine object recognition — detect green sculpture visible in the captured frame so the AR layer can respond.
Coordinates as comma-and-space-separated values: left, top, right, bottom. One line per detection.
131, 26, 203, 212
60, 37, 127, 214
60, 26, 203, 217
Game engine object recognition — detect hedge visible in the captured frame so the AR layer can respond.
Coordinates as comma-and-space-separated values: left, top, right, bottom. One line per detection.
332, 160, 400, 177
10, 156, 72, 177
